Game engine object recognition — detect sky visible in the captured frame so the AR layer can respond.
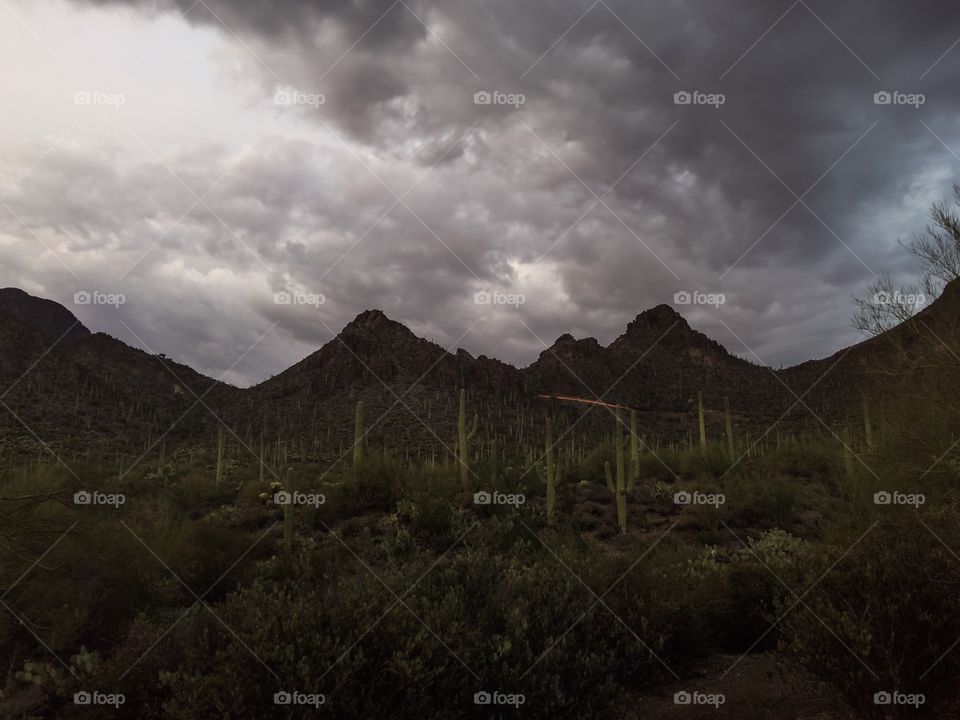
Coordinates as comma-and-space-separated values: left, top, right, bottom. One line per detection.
1, 0, 959, 387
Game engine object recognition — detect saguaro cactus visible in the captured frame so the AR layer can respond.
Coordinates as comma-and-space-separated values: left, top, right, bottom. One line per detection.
543, 417, 559, 526
215, 428, 225, 486
724, 396, 735, 462
353, 401, 365, 471
283, 467, 294, 553
842, 426, 854, 477
863, 397, 874, 450
629, 409, 640, 485
258, 431, 265, 484
605, 408, 638, 534
457, 388, 478, 487
698, 391, 707, 453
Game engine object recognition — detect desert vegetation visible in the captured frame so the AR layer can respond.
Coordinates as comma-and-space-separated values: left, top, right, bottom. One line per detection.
1, 193, 960, 719
2, 346, 959, 719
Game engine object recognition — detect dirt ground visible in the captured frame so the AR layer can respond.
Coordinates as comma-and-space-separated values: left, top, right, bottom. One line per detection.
628, 653, 845, 720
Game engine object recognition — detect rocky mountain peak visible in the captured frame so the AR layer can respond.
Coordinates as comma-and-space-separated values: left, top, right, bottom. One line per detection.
0, 287, 90, 343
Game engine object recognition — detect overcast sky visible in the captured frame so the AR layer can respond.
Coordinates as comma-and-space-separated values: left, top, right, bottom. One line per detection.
1, 0, 959, 386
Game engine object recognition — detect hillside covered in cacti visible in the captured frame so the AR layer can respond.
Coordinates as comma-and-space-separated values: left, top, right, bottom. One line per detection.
1, 283, 959, 719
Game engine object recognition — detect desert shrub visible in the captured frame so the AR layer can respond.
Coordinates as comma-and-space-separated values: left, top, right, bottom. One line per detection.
393, 495, 468, 549
635, 447, 682, 482
338, 454, 404, 513
777, 513, 960, 719
676, 443, 733, 479
758, 440, 842, 481
154, 530, 693, 720
724, 474, 802, 529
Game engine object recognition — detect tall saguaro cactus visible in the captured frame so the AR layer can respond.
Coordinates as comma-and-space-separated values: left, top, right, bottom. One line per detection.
605, 408, 638, 534
215, 428, 225, 486
724, 396, 735, 462
629, 409, 640, 485
543, 417, 558, 526
283, 467, 294, 553
353, 401, 365, 471
698, 391, 707, 453
842, 426, 854, 477
458, 388, 478, 488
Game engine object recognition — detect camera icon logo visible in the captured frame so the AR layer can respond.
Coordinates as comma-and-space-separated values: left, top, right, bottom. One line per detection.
273, 491, 292, 506
74, 291, 92, 305
673, 290, 692, 305
674, 691, 692, 705
673, 491, 692, 505
874, 91, 892, 105
873, 491, 892, 505
274, 691, 292, 705
73, 91, 92, 105
874, 691, 892, 705
74, 691, 92, 705
74, 490, 92, 505
273, 291, 293, 305
474, 691, 492, 705
674, 91, 692, 105
474, 91, 492, 105
473, 290, 492, 305
274, 90, 292, 106
473, 491, 492, 505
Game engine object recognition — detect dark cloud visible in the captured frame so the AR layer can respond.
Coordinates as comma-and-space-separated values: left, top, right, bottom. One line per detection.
7, 0, 960, 383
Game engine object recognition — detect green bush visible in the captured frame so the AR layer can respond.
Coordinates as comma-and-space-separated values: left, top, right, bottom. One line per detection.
153, 531, 688, 719
777, 513, 960, 719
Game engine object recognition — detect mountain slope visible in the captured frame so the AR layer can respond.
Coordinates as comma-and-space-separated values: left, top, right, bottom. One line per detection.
0, 280, 957, 462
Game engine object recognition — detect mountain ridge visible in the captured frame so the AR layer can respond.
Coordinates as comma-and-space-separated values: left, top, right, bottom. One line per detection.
0, 281, 957, 458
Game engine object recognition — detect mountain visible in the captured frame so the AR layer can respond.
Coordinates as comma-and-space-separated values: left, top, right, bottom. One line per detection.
0, 287, 90, 342
0, 289, 235, 461
0, 280, 957, 463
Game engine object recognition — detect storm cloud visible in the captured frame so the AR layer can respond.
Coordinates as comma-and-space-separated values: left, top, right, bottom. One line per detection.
2, 0, 959, 385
